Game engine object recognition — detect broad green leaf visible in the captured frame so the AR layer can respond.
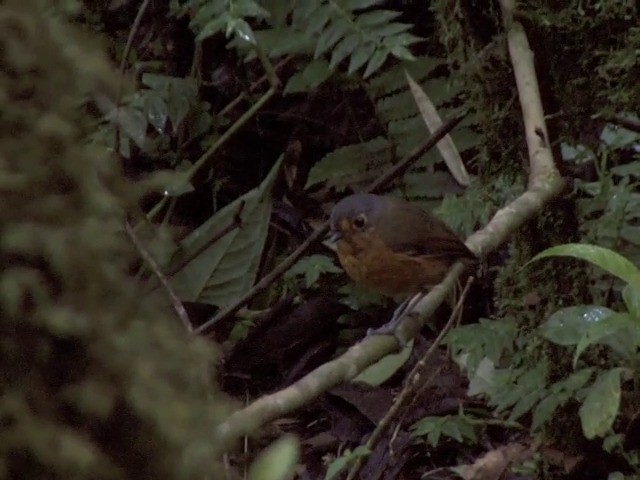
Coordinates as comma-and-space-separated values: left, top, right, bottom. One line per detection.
579, 368, 624, 439
611, 160, 640, 177
539, 305, 615, 346
353, 340, 413, 386
467, 357, 495, 396
143, 93, 168, 132
573, 313, 640, 366
529, 244, 640, 291
623, 284, 640, 319
248, 436, 299, 480
167, 157, 282, 307
603, 433, 624, 453
167, 92, 190, 133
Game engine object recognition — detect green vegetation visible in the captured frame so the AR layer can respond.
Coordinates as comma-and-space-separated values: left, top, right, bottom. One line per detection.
2, 0, 640, 478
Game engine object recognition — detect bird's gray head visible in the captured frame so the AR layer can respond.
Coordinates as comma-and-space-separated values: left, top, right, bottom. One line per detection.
328, 193, 386, 241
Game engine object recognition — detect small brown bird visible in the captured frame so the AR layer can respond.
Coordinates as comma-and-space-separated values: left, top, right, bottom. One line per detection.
329, 193, 475, 301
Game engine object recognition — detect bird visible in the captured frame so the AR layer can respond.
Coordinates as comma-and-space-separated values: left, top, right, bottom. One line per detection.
328, 193, 476, 332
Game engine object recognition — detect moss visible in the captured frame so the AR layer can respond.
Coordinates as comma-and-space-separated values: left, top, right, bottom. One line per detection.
0, 2, 228, 478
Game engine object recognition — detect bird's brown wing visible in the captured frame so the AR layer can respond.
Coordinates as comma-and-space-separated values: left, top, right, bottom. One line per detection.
376, 197, 475, 260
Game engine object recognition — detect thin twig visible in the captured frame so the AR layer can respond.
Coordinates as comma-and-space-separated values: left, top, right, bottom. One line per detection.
601, 114, 640, 134
367, 113, 467, 192
125, 221, 192, 331
218, 56, 294, 118
195, 222, 329, 335
194, 116, 467, 335
345, 277, 474, 480
117, 0, 150, 103
114, 0, 150, 156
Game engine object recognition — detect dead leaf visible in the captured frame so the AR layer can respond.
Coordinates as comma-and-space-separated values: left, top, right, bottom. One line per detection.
405, 71, 470, 187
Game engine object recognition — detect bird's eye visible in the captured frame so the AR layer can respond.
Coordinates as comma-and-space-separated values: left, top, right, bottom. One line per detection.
352, 214, 367, 229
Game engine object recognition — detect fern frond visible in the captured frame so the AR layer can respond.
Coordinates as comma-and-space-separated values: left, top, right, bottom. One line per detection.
307, 53, 481, 197
306, 136, 393, 191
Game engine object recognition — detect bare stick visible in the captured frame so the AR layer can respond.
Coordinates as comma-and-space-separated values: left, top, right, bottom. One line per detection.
125, 221, 192, 331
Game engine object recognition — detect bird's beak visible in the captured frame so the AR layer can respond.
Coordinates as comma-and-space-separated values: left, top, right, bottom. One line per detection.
325, 229, 342, 245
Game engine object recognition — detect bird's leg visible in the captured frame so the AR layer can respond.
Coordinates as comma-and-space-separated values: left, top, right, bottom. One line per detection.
367, 292, 425, 337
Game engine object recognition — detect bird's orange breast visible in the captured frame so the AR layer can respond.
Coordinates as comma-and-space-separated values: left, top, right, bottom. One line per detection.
336, 230, 452, 298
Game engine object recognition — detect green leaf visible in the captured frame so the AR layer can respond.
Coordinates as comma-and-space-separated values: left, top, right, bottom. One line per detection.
466, 357, 495, 397
167, 92, 190, 133
411, 415, 476, 446
284, 59, 332, 95
329, 33, 361, 69
285, 254, 342, 288
345, 0, 383, 9
539, 305, 616, 346
305, 136, 393, 189
196, 14, 228, 41
324, 447, 370, 480
166, 156, 282, 307
531, 368, 593, 430
529, 244, 640, 291
143, 93, 168, 132
314, 20, 349, 58
347, 42, 375, 75
363, 49, 388, 78
355, 10, 401, 27
573, 312, 640, 365
353, 340, 413, 386
230, 18, 257, 45
325, 456, 349, 480
579, 368, 624, 439
623, 284, 640, 319
248, 436, 299, 480
372, 22, 413, 37
307, 4, 333, 34
388, 45, 416, 62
